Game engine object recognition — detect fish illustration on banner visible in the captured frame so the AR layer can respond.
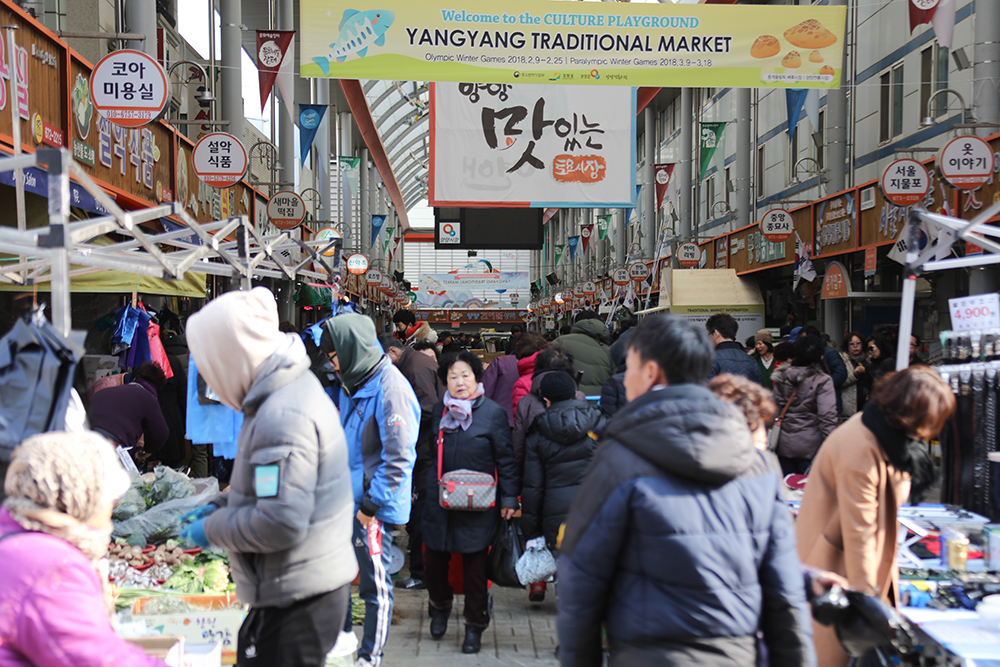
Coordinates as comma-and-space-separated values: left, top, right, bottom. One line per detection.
311, 9, 396, 75
567, 236, 580, 263
298, 104, 328, 166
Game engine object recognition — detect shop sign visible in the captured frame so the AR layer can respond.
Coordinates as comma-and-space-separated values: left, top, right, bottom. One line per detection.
715, 237, 728, 269
366, 269, 383, 286
864, 246, 877, 276
541, 296, 551, 307
561, 290, 574, 302
315, 227, 342, 256
612, 267, 630, 285
746, 229, 786, 266
31, 112, 61, 147
582, 280, 597, 295
266, 191, 306, 229
628, 261, 649, 282
193, 132, 248, 187
90, 50, 168, 127
880, 158, 930, 206
821, 261, 850, 299
380, 276, 393, 293
0, 30, 29, 121
573, 284, 585, 298
347, 253, 369, 275
938, 136, 994, 189
813, 193, 855, 256
760, 208, 794, 243
677, 242, 701, 267
949, 293, 1000, 331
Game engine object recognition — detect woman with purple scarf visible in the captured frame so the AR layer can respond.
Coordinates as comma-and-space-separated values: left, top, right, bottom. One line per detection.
422, 351, 520, 655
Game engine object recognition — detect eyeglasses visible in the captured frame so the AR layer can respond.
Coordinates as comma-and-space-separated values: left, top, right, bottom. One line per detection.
849, 341, 862, 346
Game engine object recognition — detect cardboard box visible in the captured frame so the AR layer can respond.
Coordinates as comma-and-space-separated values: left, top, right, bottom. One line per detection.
183, 642, 222, 667
133, 595, 244, 665
127, 636, 184, 666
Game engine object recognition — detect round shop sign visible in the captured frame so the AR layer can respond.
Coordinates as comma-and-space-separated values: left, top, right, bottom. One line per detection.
573, 284, 585, 297
760, 209, 795, 244
314, 227, 342, 257
582, 281, 597, 296
938, 136, 995, 189
90, 49, 168, 127
365, 269, 383, 286
612, 267, 630, 286
192, 132, 248, 187
880, 159, 931, 207
628, 261, 649, 282
541, 297, 551, 307
677, 242, 702, 268
266, 191, 306, 230
562, 290, 575, 302
346, 253, 369, 275
553, 292, 564, 305
380, 276, 392, 293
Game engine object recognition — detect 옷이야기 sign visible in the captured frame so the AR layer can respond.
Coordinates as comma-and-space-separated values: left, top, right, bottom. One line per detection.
299, 0, 846, 89
430, 83, 635, 208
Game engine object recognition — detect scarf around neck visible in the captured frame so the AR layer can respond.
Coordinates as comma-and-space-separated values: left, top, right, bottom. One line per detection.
861, 402, 936, 503
441, 384, 485, 431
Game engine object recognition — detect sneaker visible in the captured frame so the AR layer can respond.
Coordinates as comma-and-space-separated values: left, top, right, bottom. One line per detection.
394, 577, 426, 590
529, 582, 546, 602
354, 658, 374, 667
328, 631, 359, 658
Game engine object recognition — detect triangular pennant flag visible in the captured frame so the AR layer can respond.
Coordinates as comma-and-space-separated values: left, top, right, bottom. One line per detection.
785, 89, 809, 140
580, 224, 594, 254
930, 0, 956, 48
340, 156, 360, 197
699, 122, 726, 181
597, 214, 611, 240
908, 0, 937, 34
370, 214, 386, 249
298, 104, 328, 167
383, 226, 395, 255
804, 90, 821, 135
654, 164, 675, 211
256, 31, 294, 113
275, 34, 296, 122
793, 231, 817, 290
554, 244, 566, 266
713, 126, 727, 189
567, 236, 580, 263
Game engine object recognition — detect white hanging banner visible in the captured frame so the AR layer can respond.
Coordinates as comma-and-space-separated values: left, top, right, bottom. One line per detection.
429, 83, 636, 208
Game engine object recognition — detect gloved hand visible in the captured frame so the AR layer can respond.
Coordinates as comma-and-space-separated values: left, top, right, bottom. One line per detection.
179, 517, 210, 548
179, 504, 218, 525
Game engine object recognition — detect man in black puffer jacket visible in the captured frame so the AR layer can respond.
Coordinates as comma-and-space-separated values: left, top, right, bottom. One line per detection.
705, 312, 760, 383
557, 314, 814, 667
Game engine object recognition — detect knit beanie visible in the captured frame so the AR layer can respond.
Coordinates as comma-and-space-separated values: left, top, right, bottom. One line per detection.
187, 287, 287, 411
754, 329, 773, 345
540, 371, 577, 404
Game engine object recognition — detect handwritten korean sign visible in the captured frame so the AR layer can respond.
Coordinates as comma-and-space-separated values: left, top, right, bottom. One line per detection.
430, 83, 635, 208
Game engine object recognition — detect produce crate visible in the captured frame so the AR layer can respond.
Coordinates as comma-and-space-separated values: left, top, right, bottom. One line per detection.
133, 594, 244, 665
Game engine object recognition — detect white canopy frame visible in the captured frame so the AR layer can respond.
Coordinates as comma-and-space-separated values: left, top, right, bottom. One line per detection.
896, 200, 1000, 370
0, 149, 343, 337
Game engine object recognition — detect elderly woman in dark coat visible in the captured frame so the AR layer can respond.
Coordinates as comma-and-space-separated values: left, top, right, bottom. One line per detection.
423, 351, 520, 655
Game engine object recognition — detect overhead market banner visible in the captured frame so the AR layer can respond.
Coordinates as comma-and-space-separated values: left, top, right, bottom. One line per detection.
299, 1, 846, 88
430, 83, 635, 208
416, 271, 531, 306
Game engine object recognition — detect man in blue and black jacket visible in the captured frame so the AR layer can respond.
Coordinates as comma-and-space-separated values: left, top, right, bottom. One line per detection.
322, 314, 420, 667
557, 314, 814, 667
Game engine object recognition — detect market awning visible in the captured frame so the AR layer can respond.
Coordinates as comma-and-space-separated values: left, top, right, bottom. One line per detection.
0, 265, 206, 297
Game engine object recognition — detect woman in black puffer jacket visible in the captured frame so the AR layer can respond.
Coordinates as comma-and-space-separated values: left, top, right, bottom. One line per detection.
521, 371, 605, 551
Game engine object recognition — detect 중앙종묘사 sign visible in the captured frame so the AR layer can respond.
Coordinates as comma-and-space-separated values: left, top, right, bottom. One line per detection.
299, 0, 846, 89
430, 83, 635, 208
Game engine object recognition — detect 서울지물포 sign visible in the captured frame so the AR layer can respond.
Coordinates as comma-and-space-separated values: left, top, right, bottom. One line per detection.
192, 132, 248, 187
880, 159, 930, 207
430, 83, 635, 208
299, 0, 846, 89
90, 50, 168, 127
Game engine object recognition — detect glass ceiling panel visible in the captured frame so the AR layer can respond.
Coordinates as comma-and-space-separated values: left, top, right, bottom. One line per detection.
363, 80, 430, 212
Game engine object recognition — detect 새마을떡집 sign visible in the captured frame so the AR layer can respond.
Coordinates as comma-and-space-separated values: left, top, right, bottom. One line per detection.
299, 0, 846, 89
430, 83, 635, 208
267, 191, 306, 229
90, 50, 168, 127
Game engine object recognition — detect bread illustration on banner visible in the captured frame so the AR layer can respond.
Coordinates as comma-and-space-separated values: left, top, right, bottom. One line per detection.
784, 20, 838, 49
751, 35, 781, 59
782, 51, 802, 68
312, 8, 395, 74
819, 65, 835, 75
809, 50, 824, 63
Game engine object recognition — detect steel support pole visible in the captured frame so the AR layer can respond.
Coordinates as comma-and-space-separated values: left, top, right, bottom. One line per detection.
643, 105, 656, 259
678, 88, 693, 248
220, 0, 243, 143
973, 0, 1000, 138
826, 0, 848, 192
125, 0, 156, 55
315, 81, 330, 216
895, 217, 922, 371
360, 148, 369, 257
278, 0, 295, 193
735, 89, 752, 229
615, 209, 625, 266
43, 149, 71, 337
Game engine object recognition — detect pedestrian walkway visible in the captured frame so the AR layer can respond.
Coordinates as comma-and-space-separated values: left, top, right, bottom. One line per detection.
380, 586, 560, 666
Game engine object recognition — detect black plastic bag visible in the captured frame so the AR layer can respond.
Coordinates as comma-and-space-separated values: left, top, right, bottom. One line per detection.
812, 585, 916, 658
487, 519, 523, 588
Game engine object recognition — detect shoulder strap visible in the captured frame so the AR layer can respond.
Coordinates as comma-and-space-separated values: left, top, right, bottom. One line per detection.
777, 386, 798, 423
437, 406, 447, 483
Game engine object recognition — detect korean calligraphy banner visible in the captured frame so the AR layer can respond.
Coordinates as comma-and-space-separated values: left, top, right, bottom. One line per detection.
430, 83, 636, 208
299, 0, 846, 89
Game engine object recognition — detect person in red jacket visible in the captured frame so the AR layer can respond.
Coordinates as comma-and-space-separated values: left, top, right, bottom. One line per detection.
510, 333, 549, 415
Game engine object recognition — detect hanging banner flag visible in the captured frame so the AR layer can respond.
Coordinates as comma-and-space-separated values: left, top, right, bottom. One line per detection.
384, 226, 395, 255
908, 0, 937, 34
930, 0, 955, 48
340, 156, 360, 197
785, 89, 809, 139
429, 83, 636, 208
699, 122, 726, 181
299, 1, 847, 89
257, 31, 295, 113
567, 235, 580, 263
793, 230, 817, 289
625, 184, 641, 225
371, 214, 386, 249
654, 163, 675, 211
597, 214, 611, 240
298, 104, 328, 166
554, 244, 566, 266
580, 224, 595, 254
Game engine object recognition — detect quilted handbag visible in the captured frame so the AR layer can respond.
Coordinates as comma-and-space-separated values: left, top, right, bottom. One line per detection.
437, 411, 497, 511
766, 386, 798, 452
516, 537, 558, 586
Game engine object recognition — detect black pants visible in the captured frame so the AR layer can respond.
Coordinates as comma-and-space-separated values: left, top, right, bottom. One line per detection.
778, 456, 812, 477
236, 584, 350, 667
407, 485, 427, 579
424, 547, 490, 628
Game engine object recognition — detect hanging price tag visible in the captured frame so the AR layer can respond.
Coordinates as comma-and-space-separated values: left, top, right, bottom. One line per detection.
948, 293, 1000, 331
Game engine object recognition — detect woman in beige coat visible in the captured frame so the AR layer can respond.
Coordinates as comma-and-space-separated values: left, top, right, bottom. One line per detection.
796, 366, 955, 667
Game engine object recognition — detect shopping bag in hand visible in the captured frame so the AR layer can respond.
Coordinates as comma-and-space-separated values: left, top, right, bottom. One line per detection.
516, 537, 557, 586
486, 519, 523, 588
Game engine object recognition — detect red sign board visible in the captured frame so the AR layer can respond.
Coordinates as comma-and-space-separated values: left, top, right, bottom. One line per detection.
864, 247, 877, 276
821, 261, 850, 299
